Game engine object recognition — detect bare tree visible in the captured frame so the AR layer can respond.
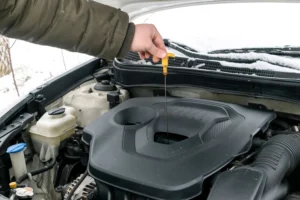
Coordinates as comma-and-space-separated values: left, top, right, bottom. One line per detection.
0, 36, 11, 77
0, 35, 19, 96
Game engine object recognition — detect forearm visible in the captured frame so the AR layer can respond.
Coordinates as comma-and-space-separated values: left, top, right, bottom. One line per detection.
0, 0, 135, 59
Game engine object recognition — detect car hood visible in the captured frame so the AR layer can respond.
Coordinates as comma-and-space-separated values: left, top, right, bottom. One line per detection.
94, 0, 299, 20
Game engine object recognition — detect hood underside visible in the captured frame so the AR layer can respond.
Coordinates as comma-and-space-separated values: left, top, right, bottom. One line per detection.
94, 0, 300, 20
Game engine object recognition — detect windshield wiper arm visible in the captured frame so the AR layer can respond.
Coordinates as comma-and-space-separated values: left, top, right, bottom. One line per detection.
164, 39, 199, 53
165, 40, 260, 64
208, 47, 300, 57
165, 40, 300, 71
165, 39, 300, 58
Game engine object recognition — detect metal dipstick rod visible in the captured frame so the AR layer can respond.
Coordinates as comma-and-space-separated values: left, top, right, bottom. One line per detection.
161, 53, 175, 143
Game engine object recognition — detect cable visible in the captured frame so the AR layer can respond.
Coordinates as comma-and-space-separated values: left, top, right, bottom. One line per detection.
16, 159, 56, 184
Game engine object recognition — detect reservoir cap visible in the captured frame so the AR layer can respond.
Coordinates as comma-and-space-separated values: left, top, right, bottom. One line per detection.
6, 143, 27, 154
48, 107, 66, 116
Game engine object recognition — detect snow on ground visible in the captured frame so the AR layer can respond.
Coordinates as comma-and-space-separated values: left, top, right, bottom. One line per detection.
0, 40, 92, 116
2, 2, 300, 115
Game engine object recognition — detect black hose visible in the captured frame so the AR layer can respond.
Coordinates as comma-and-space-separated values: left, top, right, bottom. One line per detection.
207, 134, 300, 200
251, 138, 266, 148
16, 159, 56, 183
252, 134, 300, 199
65, 170, 88, 200
271, 130, 299, 136
272, 119, 291, 131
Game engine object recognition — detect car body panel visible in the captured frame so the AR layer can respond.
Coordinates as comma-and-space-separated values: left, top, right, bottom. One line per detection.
94, 0, 300, 20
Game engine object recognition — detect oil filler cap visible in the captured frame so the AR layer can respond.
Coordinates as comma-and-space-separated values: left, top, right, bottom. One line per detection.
94, 80, 116, 91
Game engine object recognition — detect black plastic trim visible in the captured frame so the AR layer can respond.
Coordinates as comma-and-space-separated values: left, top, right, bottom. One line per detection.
113, 58, 300, 104
207, 167, 266, 200
0, 113, 33, 153
123, 51, 300, 78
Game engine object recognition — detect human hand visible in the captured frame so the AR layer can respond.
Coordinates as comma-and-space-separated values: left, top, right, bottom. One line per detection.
130, 24, 167, 62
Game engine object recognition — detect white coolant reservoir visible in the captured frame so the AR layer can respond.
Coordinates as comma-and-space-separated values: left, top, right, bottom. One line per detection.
29, 106, 76, 161
63, 80, 129, 127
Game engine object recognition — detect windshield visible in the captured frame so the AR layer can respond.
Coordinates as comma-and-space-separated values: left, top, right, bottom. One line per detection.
133, 2, 300, 73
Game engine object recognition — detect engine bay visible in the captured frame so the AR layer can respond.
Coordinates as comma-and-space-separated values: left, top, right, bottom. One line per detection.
1, 66, 300, 200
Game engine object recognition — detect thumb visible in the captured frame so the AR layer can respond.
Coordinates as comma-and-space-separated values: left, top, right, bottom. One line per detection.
147, 43, 166, 59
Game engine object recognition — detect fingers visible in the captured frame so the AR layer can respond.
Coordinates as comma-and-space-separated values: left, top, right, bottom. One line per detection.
144, 52, 151, 59
140, 51, 162, 63
153, 28, 167, 52
152, 56, 160, 63
134, 24, 167, 62
138, 52, 151, 60
138, 52, 145, 60
149, 27, 166, 62
147, 43, 166, 61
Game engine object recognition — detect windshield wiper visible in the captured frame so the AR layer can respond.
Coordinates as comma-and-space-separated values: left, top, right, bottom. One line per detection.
164, 39, 254, 64
165, 40, 300, 71
165, 39, 300, 58
208, 47, 300, 57
164, 39, 199, 53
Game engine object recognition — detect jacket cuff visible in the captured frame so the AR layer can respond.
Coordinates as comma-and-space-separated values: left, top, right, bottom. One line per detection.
117, 22, 135, 58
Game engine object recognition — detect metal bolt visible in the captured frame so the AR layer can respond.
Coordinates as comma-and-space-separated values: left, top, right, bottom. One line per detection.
101, 80, 110, 85
36, 94, 44, 101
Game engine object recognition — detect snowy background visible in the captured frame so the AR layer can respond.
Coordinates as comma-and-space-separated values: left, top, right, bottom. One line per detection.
136, 3, 300, 51
1, 2, 300, 115
0, 41, 92, 115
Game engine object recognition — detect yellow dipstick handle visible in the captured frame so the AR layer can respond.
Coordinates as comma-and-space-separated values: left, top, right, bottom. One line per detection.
9, 182, 17, 189
162, 53, 176, 76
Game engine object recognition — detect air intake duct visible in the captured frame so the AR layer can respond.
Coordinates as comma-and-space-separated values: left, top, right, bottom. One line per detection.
208, 134, 300, 200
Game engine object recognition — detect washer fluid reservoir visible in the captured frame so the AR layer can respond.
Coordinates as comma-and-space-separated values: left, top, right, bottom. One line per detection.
29, 106, 76, 161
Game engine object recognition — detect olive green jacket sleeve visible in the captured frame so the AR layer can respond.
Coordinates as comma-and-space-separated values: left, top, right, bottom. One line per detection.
0, 0, 135, 59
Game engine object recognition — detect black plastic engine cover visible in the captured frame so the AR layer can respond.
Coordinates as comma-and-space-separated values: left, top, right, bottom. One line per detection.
83, 97, 275, 200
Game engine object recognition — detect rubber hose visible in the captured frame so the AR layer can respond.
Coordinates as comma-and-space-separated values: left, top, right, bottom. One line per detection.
271, 130, 298, 136
252, 134, 300, 198
65, 170, 88, 200
16, 159, 56, 184
272, 119, 291, 131
286, 192, 300, 200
